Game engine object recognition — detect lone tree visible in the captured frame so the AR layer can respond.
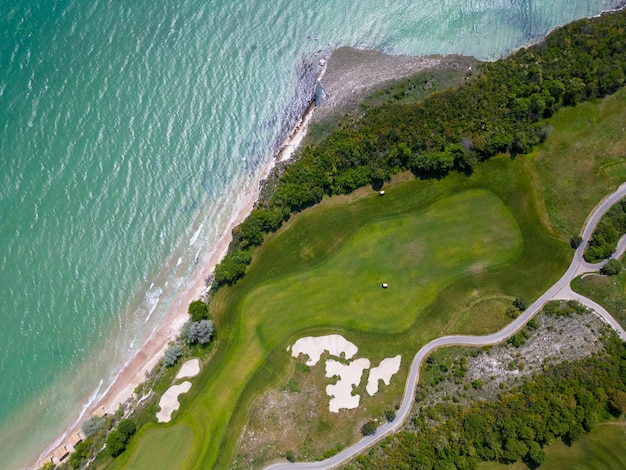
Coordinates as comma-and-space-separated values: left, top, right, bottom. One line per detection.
513, 297, 527, 311
570, 235, 583, 249
361, 420, 378, 436
188, 299, 209, 322
181, 319, 214, 345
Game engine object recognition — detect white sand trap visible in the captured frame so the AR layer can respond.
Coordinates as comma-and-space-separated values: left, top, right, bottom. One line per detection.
325, 358, 370, 412
175, 358, 200, 379
156, 381, 192, 423
290, 334, 358, 366
366, 355, 402, 396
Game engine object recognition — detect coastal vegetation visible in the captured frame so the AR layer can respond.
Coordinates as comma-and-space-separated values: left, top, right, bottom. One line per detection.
57, 8, 626, 470
345, 307, 626, 469
214, 8, 626, 287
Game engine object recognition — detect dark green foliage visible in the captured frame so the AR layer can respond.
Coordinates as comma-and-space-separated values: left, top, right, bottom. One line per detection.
188, 300, 209, 322
68, 440, 91, 469
211, 9, 626, 292
213, 249, 252, 286
81, 416, 105, 438
601, 258, 622, 276
507, 327, 530, 347
117, 419, 136, 440
513, 297, 527, 311
164, 344, 183, 367
585, 198, 626, 262
384, 408, 397, 422
106, 430, 126, 457
181, 319, 214, 345
285, 450, 295, 462
360, 420, 378, 436
351, 334, 626, 469
39, 462, 55, 470
570, 235, 583, 249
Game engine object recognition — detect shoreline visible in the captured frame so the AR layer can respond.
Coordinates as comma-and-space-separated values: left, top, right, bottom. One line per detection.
31, 64, 326, 470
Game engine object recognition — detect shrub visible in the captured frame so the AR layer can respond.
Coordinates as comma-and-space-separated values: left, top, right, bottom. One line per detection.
361, 420, 378, 436
106, 430, 126, 457
117, 418, 136, 440
285, 450, 296, 462
570, 235, 583, 249
81, 416, 105, 438
188, 300, 208, 322
181, 319, 214, 345
384, 408, 396, 422
39, 462, 55, 470
164, 344, 183, 367
601, 258, 622, 276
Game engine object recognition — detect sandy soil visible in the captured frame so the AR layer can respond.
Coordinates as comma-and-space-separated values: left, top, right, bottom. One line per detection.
175, 358, 200, 380
156, 381, 192, 423
290, 335, 359, 366
325, 358, 370, 412
366, 355, 402, 396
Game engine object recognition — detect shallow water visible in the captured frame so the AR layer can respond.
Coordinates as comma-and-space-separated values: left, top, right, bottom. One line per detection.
0, 0, 622, 467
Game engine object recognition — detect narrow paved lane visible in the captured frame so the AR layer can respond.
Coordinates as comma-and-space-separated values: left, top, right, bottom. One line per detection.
265, 183, 626, 470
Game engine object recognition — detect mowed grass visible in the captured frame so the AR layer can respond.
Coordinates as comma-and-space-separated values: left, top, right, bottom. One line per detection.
124, 425, 193, 469
246, 190, 521, 337
113, 156, 571, 470
479, 420, 626, 470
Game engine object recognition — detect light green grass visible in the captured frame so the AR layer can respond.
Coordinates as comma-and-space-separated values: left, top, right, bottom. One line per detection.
112, 156, 570, 470
480, 420, 626, 470
124, 425, 193, 469
529, 86, 626, 238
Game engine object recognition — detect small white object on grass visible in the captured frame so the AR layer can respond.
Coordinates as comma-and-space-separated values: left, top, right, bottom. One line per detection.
379, 190, 385, 196
382, 283, 388, 288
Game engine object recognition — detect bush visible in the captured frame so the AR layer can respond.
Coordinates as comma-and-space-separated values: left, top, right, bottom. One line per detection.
513, 297, 527, 311
361, 420, 378, 436
81, 416, 105, 438
164, 344, 183, 367
188, 300, 208, 322
117, 418, 136, 440
384, 408, 396, 422
39, 462, 55, 470
68, 440, 91, 469
181, 319, 214, 345
106, 430, 126, 457
570, 235, 583, 249
285, 450, 296, 462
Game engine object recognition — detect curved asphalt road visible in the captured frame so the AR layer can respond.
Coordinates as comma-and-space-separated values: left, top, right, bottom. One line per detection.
265, 183, 626, 470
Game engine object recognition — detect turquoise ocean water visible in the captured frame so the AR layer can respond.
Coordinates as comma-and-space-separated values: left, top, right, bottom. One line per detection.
0, 1, 622, 467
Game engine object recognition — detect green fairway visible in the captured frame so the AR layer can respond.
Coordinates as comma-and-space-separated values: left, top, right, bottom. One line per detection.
124, 425, 193, 469
113, 157, 570, 470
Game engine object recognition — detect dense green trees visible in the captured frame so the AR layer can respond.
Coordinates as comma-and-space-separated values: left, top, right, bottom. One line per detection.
212, 9, 626, 291
106, 419, 137, 458
585, 199, 626, 262
351, 333, 626, 469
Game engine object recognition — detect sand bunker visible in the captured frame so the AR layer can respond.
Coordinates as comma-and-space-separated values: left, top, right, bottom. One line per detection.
156, 381, 192, 423
175, 358, 200, 379
290, 334, 358, 366
325, 358, 370, 412
366, 355, 401, 396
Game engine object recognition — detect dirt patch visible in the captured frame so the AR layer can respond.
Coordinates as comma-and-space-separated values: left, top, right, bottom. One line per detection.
310, 47, 479, 131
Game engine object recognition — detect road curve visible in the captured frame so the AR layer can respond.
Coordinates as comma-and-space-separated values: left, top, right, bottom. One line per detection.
264, 183, 626, 470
